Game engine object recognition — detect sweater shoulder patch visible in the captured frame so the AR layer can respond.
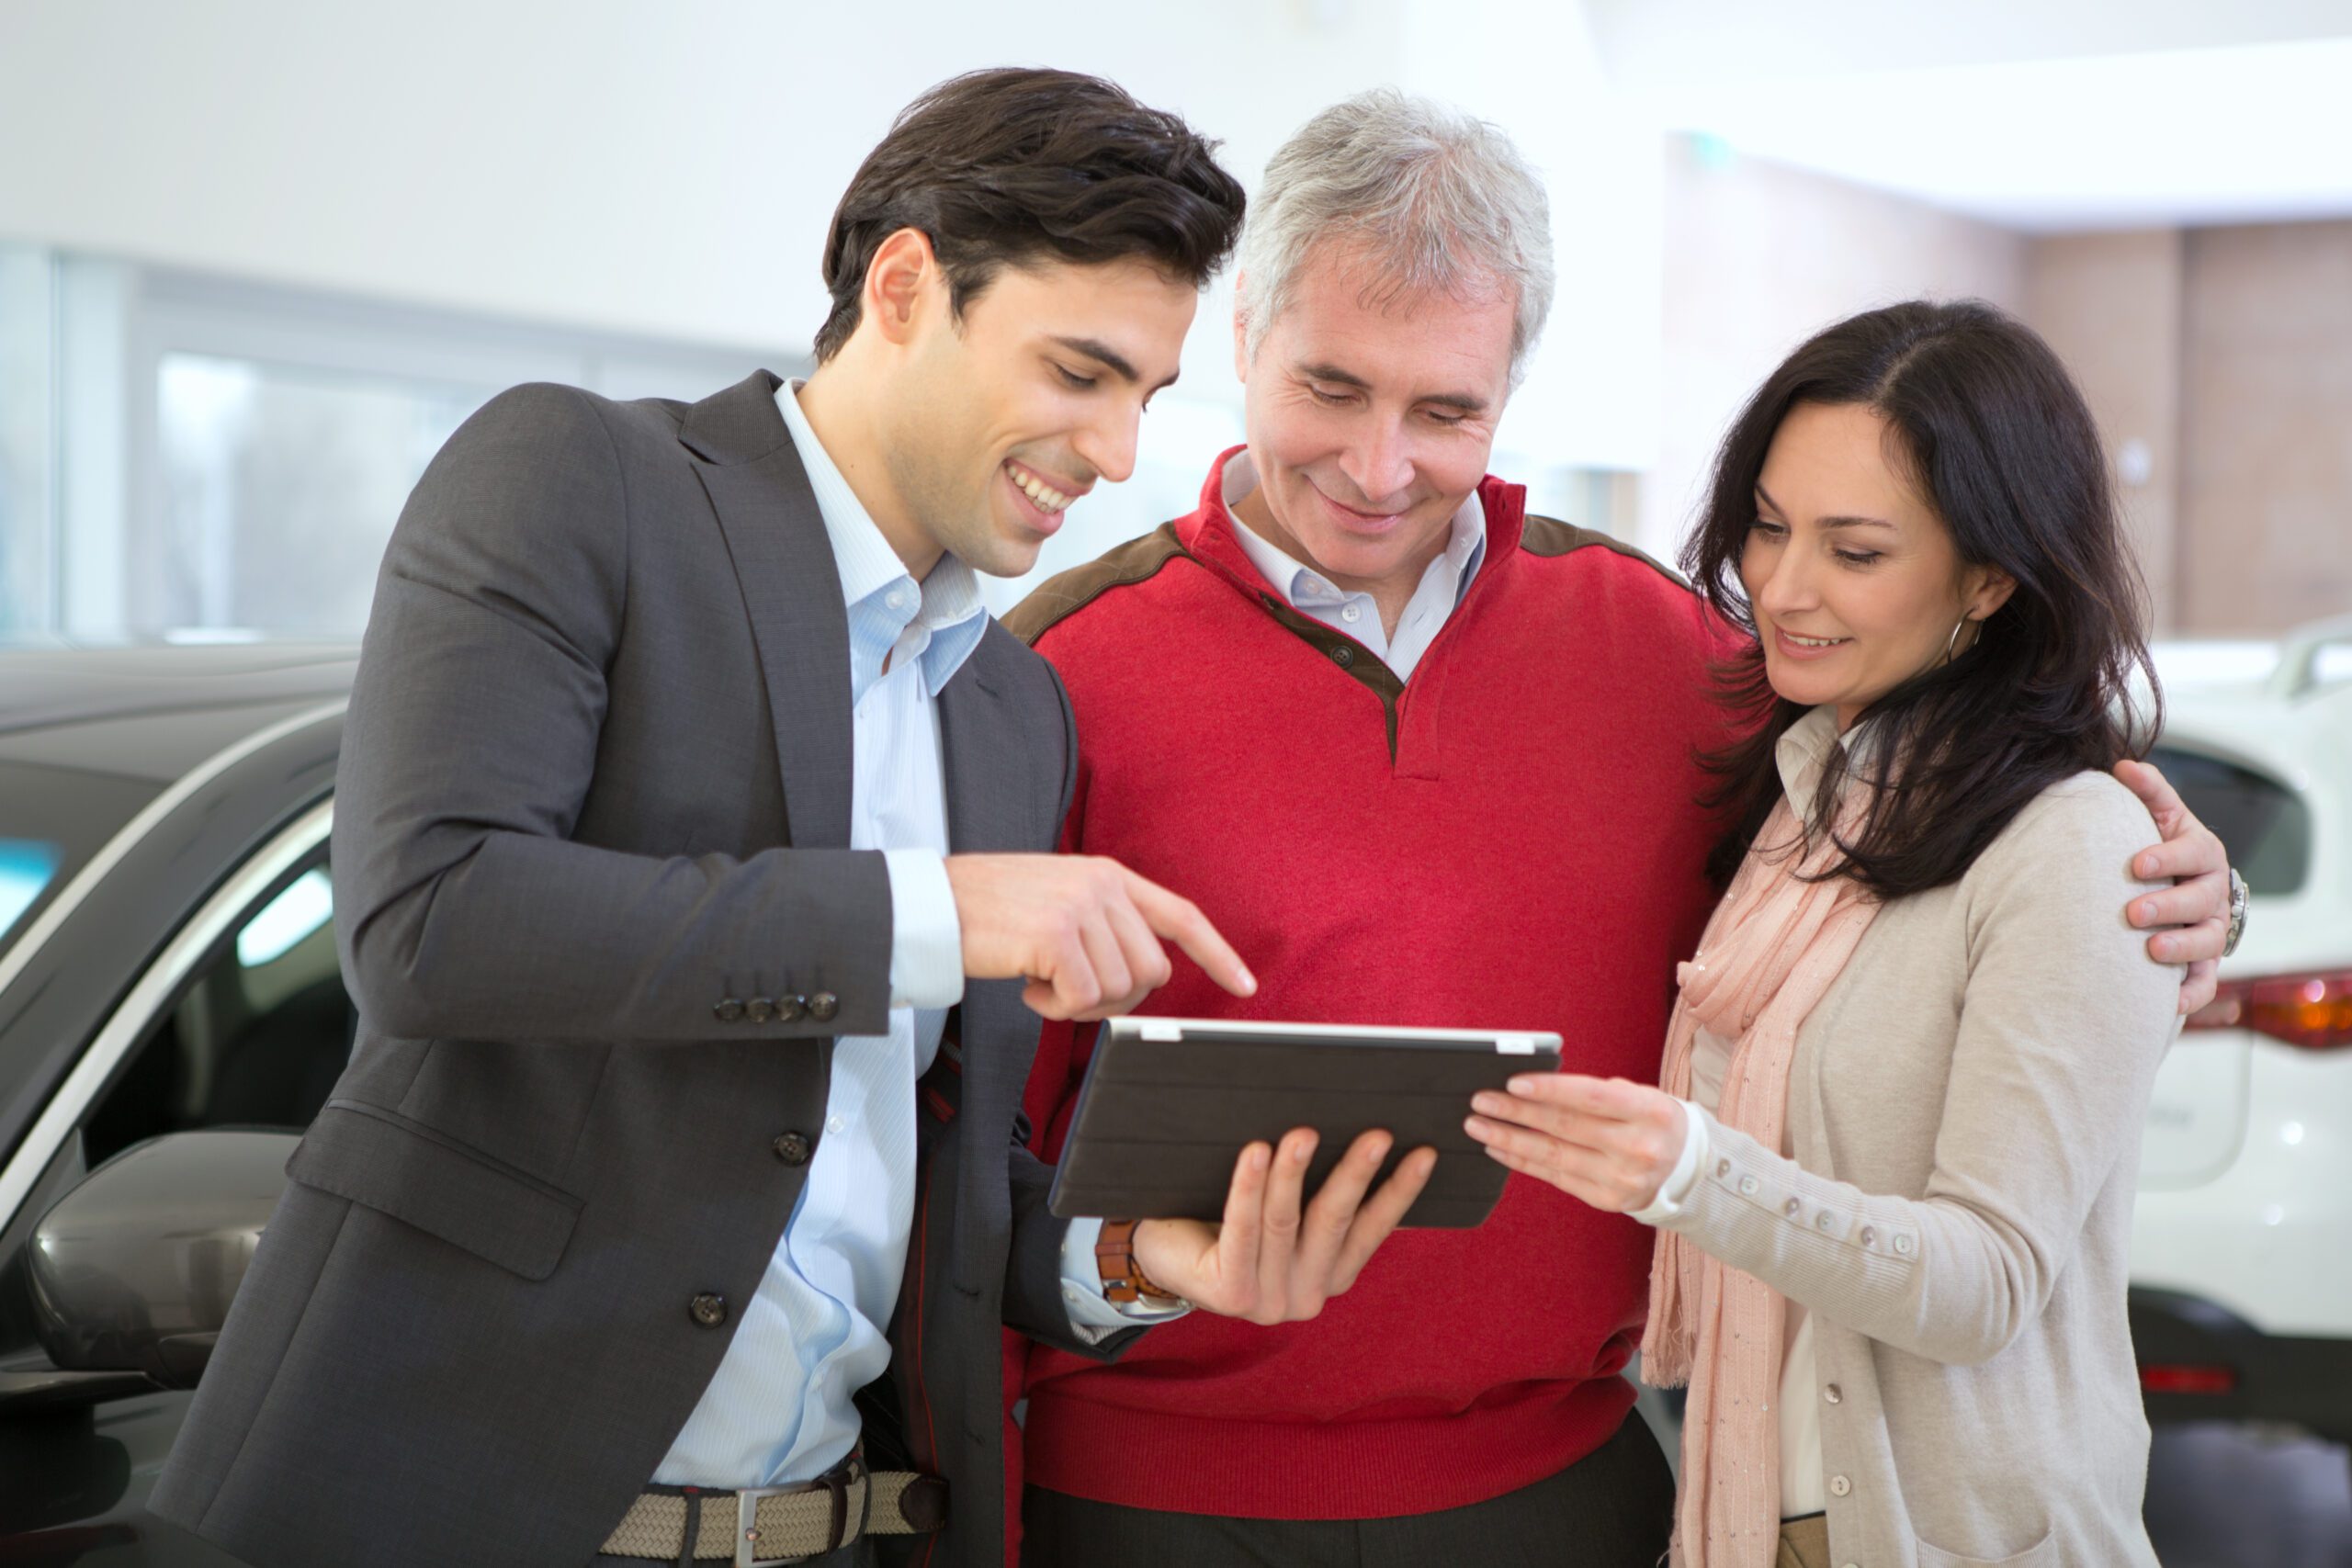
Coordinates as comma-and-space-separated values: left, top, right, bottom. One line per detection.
1520, 513, 1690, 590
1002, 523, 1190, 648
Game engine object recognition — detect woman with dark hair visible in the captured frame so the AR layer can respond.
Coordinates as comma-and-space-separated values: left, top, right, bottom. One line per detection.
1464, 299, 2179, 1568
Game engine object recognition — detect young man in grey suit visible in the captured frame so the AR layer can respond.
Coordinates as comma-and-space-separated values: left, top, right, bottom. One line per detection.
153, 69, 1430, 1568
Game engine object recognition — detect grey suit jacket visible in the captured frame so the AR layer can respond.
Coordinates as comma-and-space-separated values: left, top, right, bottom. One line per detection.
150, 370, 1102, 1568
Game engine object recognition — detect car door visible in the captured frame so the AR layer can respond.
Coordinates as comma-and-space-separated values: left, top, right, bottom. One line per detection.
0, 706, 344, 1565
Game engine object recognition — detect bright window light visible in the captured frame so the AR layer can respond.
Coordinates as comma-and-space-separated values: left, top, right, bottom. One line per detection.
0, 839, 63, 942
237, 868, 333, 967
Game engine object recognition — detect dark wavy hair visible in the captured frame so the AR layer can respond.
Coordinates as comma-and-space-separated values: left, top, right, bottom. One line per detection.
1679, 299, 2161, 897
813, 68, 1247, 362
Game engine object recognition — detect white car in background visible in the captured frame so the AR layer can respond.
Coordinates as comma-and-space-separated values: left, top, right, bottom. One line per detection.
2130, 613, 2352, 1450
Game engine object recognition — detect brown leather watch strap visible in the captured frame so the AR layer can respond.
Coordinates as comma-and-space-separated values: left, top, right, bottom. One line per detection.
1095, 1218, 1182, 1305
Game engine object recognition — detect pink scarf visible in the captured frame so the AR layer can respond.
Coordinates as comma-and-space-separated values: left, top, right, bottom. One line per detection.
1642, 784, 1881, 1568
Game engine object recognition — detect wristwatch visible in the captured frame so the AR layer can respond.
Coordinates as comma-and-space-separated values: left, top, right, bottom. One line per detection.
1095, 1219, 1183, 1306
2223, 867, 2249, 959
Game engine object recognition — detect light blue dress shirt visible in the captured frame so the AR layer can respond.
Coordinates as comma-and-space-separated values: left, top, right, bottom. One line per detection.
651, 382, 984, 1487
1220, 449, 1487, 681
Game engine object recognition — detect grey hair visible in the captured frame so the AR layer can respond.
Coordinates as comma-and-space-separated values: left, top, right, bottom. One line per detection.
1236, 88, 1555, 390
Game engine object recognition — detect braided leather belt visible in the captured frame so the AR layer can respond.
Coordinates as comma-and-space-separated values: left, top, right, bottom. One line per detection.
602, 1451, 946, 1565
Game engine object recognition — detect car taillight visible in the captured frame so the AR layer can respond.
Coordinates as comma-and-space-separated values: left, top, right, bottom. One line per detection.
2185, 970, 2352, 1050
2139, 1363, 2238, 1395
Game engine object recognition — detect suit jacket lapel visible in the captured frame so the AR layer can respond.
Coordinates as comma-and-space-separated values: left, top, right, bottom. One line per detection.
938, 641, 1044, 1221
937, 647, 1035, 1292
680, 371, 854, 851
937, 649, 1029, 857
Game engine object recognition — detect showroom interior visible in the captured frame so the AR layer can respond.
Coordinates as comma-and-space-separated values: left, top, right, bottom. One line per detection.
2, 3, 2348, 1565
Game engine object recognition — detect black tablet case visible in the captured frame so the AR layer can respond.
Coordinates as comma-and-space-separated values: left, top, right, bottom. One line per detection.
1046, 1021, 1562, 1229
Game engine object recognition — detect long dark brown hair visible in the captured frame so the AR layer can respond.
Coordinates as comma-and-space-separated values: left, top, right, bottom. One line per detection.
1680, 299, 2160, 897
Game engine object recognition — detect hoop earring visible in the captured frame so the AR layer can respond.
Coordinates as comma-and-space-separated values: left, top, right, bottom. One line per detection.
1945, 615, 1975, 664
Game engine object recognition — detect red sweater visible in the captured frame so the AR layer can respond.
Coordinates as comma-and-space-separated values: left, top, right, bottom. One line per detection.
1003, 449, 1734, 1520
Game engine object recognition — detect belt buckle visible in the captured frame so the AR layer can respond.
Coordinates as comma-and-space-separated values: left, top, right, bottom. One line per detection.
731, 1457, 857, 1568
730, 1484, 805, 1568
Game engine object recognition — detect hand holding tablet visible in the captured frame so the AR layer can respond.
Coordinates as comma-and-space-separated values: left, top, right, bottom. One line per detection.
1050, 1017, 1566, 1228
1127, 1125, 1438, 1325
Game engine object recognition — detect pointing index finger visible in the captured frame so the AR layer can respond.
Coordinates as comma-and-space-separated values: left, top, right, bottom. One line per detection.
1124, 871, 1257, 998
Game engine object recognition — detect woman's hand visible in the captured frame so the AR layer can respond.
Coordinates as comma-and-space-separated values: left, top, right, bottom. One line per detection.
1464, 1074, 1689, 1213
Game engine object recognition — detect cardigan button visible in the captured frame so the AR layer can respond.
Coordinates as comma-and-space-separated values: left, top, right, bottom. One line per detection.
1894, 1234, 1915, 1256
1824, 1383, 1842, 1404
1329, 644, 1355, 668
1785, 1198, 1802, 1218
1816, 1212, 1835, 1232
1828, 1473, 1852, 1497
1715, 1159, 1731, 1179
1738, 1176, 1759, 1196
1860, 1225, 1876, 1247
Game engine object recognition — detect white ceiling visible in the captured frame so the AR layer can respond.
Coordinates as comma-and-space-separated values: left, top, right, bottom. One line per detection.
1588, 0, 2352, 231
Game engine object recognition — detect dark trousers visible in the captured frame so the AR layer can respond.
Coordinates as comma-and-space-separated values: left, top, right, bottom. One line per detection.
1022, 1410, 1675, 1568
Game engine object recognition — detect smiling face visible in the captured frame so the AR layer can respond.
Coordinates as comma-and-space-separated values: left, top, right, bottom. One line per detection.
882, 252, 1198, 579
1740, 400, 2016, 729
1228, 241, 1515, 618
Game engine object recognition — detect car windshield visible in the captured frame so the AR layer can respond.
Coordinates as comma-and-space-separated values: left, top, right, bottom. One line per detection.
0, 761, 165, 973
2148, 743, 2312, 897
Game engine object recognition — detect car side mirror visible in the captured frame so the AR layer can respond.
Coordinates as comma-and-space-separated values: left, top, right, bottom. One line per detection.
25, 1130, 294, 1390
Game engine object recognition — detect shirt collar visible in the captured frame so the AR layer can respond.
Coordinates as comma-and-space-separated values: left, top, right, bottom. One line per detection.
1218, 448, 1487, 608
775, 379, 987, 702
1775, 705, 1885, 807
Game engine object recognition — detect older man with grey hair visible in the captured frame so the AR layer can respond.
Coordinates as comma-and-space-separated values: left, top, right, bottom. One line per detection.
1004, 88, 2232, 1567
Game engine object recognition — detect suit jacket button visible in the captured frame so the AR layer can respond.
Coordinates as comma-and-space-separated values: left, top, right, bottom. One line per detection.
773, 1132, 812, 1166
713, 998, 746, 1024
777, 994, 808, 1023
808, 992, 840, 1022
746, 997, 775, 1023
689, 1292, 727, 1327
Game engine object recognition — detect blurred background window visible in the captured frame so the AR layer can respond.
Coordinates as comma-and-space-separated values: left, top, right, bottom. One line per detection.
0, 244, 56, 639
0, 3, 2346, 650
153, 353, 484, 638
8, 252, 785, 645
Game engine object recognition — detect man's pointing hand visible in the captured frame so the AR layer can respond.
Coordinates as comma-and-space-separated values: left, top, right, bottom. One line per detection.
945, 853, 1255, 1021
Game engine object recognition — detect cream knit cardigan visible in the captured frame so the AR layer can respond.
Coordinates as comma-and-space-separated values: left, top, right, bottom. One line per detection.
1654, 768, 2182, 1568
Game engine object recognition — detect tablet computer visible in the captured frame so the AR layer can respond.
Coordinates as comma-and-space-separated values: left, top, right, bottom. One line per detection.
1046, 1016, 1563, 1230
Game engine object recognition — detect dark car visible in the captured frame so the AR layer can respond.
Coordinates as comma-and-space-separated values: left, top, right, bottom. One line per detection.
0, 644, 355, 1565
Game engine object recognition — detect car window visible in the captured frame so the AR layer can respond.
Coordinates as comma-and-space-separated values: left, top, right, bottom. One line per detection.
0, 761, 164, 968
82, 857, 352, 1167
2148, 744, 2312, 897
